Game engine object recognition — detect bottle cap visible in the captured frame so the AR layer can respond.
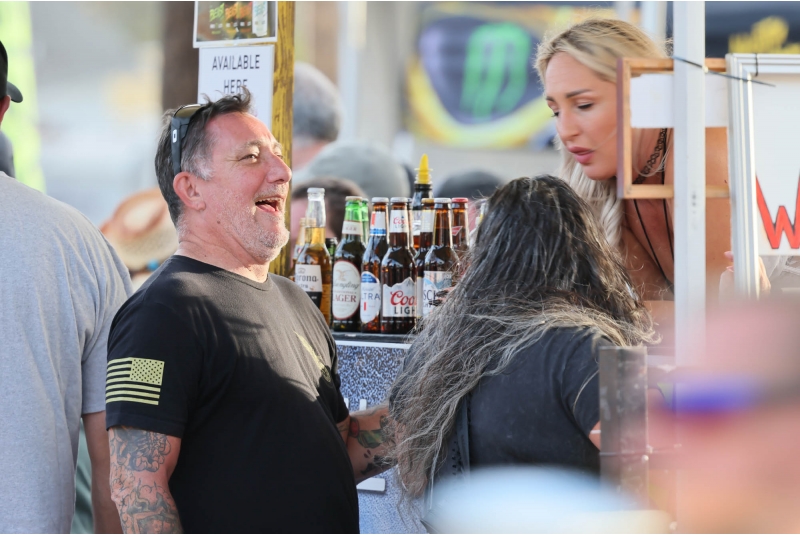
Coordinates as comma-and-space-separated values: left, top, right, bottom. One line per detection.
345, 196, 361, 202
415, 154, 431, 185
452, 197, 469, 203
422, 198, 435, 205
434, 197, 452, 204
307, 187, 325, 196
390, 197, 410, 203
372, 197, 389, 203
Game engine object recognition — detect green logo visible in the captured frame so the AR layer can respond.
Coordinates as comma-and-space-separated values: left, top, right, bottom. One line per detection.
460, 23, 531, 120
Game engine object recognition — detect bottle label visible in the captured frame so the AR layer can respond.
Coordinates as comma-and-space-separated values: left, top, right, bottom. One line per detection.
383, 277, 416, 318
360, 271, 381, 324
421, 210, 435, 233
416, 276, 424, 318
295, 264, 323, 307
341, 221, 363, 237
422, 271, 453, 317
389, 210, 409, 234
370, 211, 387, 236
412, 211, 422, 237
332, 261, 361, 320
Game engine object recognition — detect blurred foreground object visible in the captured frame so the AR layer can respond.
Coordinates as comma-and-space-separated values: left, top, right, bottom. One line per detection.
656, 298, 800, 533
425, 467, 671, 533
100, 188, 178, 290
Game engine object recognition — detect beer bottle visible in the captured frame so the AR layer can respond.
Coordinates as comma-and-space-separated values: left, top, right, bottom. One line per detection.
414, 198, 435, 321
423, 198, 459, 318
332, 197, 366, 332
411, 154, 433, 251
295, 188, 333, 325
360, 198, 369, 241
451, 197, 470, 257
381, 198, 416, 334
289, 217, 309, 282
326, 237, 338, 258
361, 198, 388, 333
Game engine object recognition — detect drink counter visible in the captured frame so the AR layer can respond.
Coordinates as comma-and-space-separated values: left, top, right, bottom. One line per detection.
332, 332, 425, 533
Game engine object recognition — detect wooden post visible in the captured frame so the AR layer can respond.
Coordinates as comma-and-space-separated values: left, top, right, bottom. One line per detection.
269, 1, 295, 277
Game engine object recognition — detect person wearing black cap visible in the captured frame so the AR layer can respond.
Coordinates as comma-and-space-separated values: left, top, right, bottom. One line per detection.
0, 39, 131, 532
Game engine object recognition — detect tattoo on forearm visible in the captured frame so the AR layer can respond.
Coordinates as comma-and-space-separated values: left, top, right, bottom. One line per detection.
348, 414, 394, 478
110, 426, 171, 472
109, 427, 182, 534
349, 415, 390, 449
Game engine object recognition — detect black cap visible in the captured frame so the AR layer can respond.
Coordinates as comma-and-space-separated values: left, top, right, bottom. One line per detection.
0, 40, 23, 103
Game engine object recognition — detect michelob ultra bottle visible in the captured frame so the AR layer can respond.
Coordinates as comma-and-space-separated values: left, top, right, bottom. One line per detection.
414, 198, 435, 321
295, 188, 333, 325
451, 197, 470, 257
411, 154, 433, 252
332, 197, 366, 332
381, 198, 416, 334
423, 198, 459, 318
361, 198, 388, 333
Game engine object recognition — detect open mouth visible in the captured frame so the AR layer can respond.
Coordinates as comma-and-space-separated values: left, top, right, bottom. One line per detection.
255, 197, 282, 213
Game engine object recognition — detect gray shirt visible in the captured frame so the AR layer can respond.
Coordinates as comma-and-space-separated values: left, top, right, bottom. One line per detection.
0, 172, 131, 533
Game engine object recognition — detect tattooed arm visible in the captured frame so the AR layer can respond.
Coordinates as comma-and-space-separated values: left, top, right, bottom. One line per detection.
336, 405, 393, 483
108, 426, 183, 534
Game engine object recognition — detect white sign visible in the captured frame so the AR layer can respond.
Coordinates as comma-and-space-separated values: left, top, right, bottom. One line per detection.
197, 45, 274, 128
630, 73, 729, 128
750, 72, 800, 255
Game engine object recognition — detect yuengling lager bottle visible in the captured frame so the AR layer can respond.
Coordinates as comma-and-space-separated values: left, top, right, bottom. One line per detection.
332, 197, 365, 332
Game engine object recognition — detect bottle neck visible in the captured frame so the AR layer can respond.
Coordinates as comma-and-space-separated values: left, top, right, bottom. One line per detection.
308, 227, 327, 246
306, 199, 326, 228
370, 209, 387, 237
388, 208, 410, 247
418, 232, 433, 250
433, 211, 452, 247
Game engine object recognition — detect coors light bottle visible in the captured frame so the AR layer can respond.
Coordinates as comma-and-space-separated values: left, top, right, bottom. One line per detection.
380, 198, 416, 334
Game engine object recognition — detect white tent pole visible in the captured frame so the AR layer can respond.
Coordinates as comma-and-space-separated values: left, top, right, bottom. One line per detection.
673, 2, 706, 365
640, 1, 667, 43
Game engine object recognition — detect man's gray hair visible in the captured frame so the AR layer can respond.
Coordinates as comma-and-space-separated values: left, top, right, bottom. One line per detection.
154, 90, 254, 225
293, 62, 343, 147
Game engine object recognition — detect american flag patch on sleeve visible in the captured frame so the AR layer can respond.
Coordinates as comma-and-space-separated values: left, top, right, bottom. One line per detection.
106, 357, 165, 406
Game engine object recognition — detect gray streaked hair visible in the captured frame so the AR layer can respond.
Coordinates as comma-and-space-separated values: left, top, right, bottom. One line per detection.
388, 175, 657, 497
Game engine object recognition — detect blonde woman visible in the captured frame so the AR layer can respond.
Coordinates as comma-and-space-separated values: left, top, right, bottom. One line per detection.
536, 18, 750, 311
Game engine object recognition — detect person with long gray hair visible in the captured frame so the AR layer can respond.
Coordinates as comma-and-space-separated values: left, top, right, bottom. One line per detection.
388, 175, 656, 499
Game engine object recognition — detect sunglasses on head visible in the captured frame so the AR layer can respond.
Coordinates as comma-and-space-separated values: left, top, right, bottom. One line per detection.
170, 103, 203, 177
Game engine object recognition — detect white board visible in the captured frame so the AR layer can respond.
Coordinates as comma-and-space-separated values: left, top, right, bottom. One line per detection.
630, 73, 728, 128
197, 45, 274, 129
750, 73, 800, 255
728, 55, 800, 258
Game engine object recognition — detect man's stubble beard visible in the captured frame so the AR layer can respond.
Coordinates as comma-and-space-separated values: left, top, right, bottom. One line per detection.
219, 189, 290, 264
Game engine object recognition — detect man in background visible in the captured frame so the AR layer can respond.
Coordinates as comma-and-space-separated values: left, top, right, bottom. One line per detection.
0, 39, 130, 532
293, 62, 343, 171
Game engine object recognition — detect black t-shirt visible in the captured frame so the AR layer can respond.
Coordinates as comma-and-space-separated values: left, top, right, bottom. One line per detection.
467, 326, 606, 474
106, 256, 358, 533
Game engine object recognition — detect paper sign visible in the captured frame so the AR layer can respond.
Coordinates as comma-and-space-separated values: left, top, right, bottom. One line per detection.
197, 45, 274, 128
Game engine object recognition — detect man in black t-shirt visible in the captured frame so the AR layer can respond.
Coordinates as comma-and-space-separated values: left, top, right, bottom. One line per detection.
106, 91, 390, 533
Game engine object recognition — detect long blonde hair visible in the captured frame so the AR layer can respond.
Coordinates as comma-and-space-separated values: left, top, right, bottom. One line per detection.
535, 18, 668, 248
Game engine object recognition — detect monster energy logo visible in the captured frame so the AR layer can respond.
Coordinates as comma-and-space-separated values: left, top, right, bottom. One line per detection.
460, 22, 531, 120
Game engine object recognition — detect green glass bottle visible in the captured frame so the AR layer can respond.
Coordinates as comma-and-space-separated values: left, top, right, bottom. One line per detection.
332, 197, 366, 331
